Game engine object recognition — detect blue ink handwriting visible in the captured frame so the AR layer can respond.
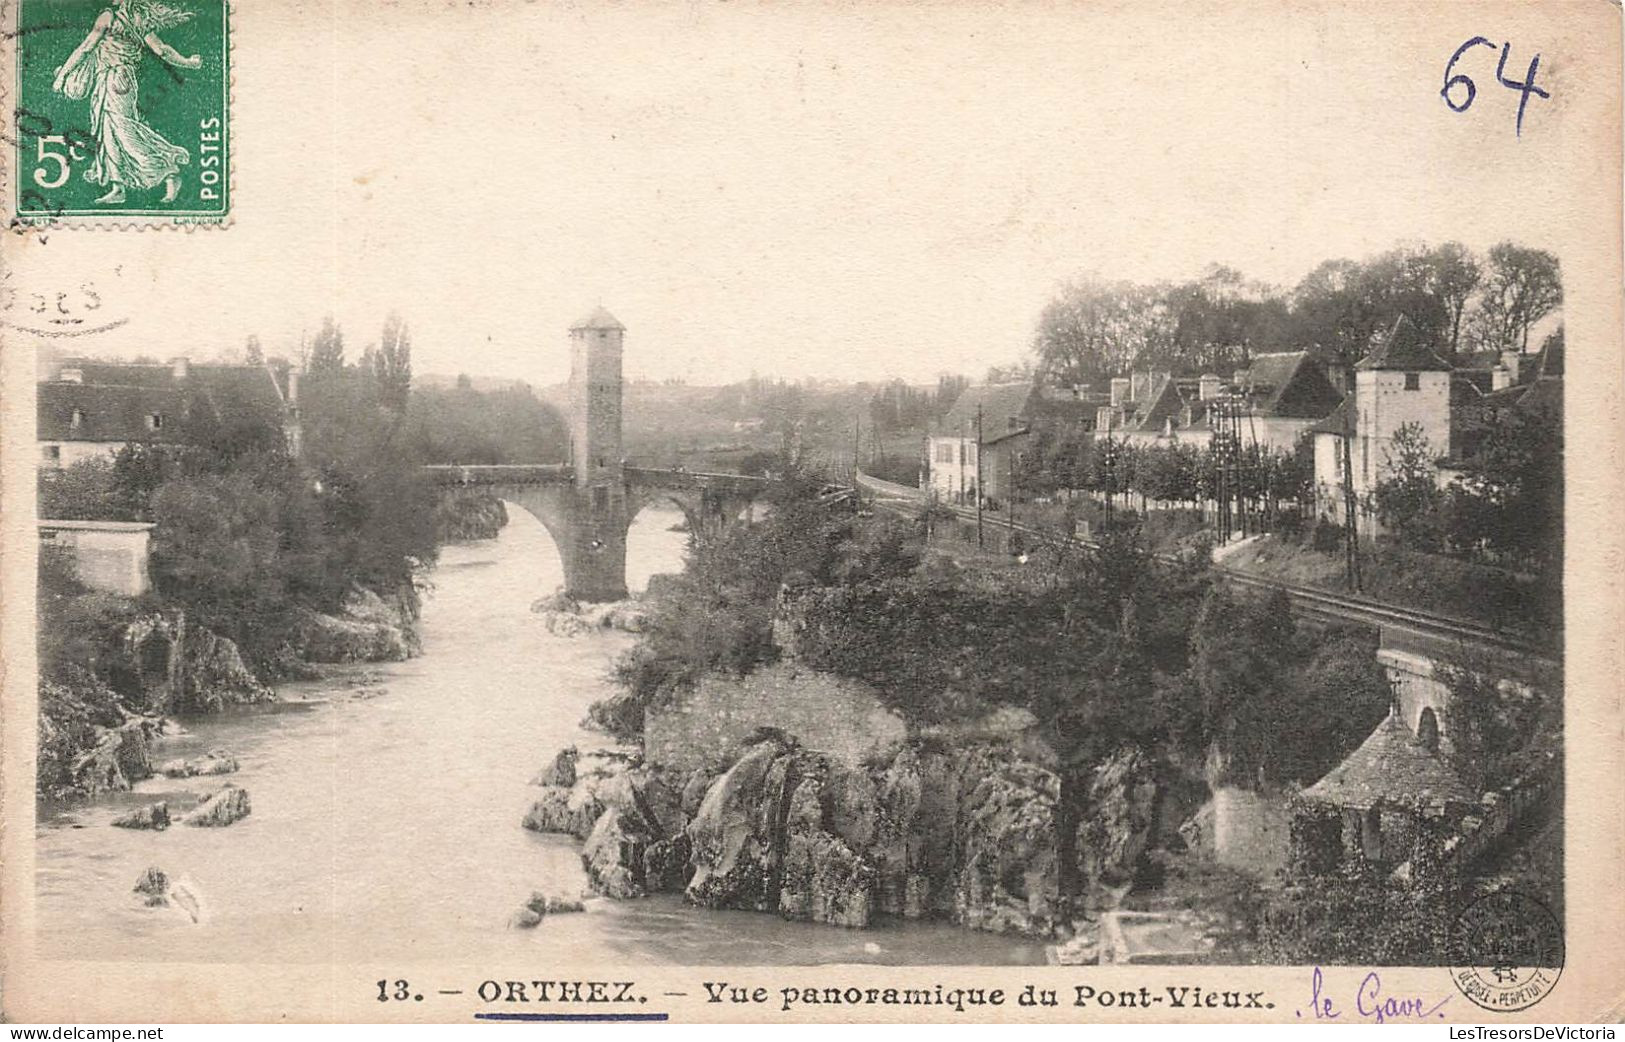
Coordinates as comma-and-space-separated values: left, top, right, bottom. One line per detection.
1442, 37, 1550, 138
1296, 967, 1451, 1023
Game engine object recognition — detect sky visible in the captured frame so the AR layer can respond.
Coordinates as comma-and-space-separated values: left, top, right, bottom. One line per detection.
3, 1, 1597, 387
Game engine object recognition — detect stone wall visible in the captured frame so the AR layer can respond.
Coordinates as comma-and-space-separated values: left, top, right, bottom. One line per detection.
644, 661, 907, 774
1180, 786, 1292, 879
38, 520, 154, 596
1379, 648, 1453, 753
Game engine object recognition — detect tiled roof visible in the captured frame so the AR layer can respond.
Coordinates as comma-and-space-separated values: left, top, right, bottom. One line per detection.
37, 382, 183, 443
1306, 396, 1354, 437
1132, 378, 1187, 432
1302, 711, 1476, 810
1356, 315, 1452, 372
571, 306, 626, 331
938, 382, 1037, 440
37, 362, 292, 444
1237, 351, 1345, 418
58, 360, 177, 387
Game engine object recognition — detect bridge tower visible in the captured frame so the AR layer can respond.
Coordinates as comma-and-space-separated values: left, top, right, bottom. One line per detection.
564, 306, 630, 601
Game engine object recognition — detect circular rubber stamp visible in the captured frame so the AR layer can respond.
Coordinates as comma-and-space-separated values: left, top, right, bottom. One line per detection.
1448, 890, 1564, 1013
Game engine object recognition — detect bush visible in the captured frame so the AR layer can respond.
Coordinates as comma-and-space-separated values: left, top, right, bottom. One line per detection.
1309, 516, 1344, 553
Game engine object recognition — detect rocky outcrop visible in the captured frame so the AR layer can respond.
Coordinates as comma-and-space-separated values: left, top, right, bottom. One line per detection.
124, 614, 272, 714
1074, 746, 1159, 908
531, 593, 650, 637
113, 801, 171, 830
528, 731, 1090, 937
533, 745, 579, 787
132, 866, 204, 922
296, 586, 420, 664
183, 785, 251, 827
158, 750, 239, 779
67, 715, 160, 798
523, 750, 664, 843
507, 890, 585, 929
134, 866, 172, 907
435, 493, 509, 543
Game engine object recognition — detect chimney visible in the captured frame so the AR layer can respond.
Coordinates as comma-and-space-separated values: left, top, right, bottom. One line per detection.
1325, 360, 1352, 396
286, 369, 300, 405
1199, 373, 1222, 401
171, 356, 190, 381
1110, 377, 1130, 407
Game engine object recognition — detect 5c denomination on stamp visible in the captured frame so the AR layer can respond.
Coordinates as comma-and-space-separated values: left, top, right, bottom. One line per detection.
10, 0, 229, 226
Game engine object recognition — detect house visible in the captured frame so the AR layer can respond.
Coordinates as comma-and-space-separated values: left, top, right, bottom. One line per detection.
1310, 315, 1562, 524
925, 381, 1097, 505
1095, 353, 1342, 452
926, 382, 1032, 505
1299, 708, 1475, 867
37, 355, 301, 469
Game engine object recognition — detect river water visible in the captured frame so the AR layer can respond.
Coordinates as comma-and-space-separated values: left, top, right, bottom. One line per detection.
36, 505, 1046, 966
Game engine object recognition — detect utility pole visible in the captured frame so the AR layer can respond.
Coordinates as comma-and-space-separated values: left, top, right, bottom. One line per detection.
1010, 446, 1018, 535
853, 408, 861, 485
1340, 426, 1362, 592
975, 402, 985, 549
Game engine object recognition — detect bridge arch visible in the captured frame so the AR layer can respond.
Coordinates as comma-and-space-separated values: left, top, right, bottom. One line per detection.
421, 310, 777, 601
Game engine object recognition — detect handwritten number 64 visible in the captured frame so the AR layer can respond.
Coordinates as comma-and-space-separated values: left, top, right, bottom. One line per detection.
1442, 37, 1551, 137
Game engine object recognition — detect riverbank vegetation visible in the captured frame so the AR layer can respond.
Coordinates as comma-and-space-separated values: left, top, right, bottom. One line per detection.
591, 471, 1560, 960
36, 317, 546, 800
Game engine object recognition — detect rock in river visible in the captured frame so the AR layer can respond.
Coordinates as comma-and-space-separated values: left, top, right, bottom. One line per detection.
507, 890, 586, 929
133, 866, 171, 906
183, 785, 252, 827
112, 801, 171, 830
158, 750, 239, 779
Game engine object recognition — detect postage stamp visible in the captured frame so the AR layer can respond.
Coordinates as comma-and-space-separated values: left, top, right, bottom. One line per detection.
10, 0, 229, 226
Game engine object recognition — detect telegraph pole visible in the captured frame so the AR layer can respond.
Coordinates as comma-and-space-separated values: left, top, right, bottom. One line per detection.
1341, 425, 1362, 592
853, 408, 861, 485
975, 402, 985, 549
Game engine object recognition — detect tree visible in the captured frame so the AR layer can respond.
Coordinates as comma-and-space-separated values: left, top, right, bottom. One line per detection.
1469, 243, 1562, 354
372, 312, 413, 414
1425, 242, 1481, 362
1032, 275, 1172, 386
308, 315, 346, 375
1372, 422, 1444, 548
244, 335, 264, 365
1162, 265, 1291, 374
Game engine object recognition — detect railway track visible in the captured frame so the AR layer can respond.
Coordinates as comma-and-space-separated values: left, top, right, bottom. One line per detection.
856, 472, 1555, 662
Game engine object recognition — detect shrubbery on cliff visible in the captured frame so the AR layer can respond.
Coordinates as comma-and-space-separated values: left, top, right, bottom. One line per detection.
611, 473, 922, 712
433, 492, 509, 542
611, 485, 1391, 793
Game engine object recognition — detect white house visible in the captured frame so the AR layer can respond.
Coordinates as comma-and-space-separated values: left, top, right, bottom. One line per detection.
1310, 315, 1454, 524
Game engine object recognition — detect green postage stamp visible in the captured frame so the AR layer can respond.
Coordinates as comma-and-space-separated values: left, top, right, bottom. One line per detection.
10, 0, 229, 225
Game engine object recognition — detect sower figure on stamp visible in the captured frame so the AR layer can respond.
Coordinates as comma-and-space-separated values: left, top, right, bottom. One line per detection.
51, 0, 201, 205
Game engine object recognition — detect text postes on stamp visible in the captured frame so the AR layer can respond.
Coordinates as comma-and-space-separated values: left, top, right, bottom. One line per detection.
11, 0, 229, 226
1448, 890, 1565, 1013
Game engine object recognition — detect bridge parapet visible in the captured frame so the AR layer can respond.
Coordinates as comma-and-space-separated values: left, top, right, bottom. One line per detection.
423, 463, 573, 487
623, 467, 773, 495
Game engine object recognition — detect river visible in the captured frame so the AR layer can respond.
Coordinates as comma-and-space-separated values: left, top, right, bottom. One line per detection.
35, 505, 1046, 966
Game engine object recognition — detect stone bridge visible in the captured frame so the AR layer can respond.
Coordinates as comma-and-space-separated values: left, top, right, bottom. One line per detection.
424, 308, 773, 601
